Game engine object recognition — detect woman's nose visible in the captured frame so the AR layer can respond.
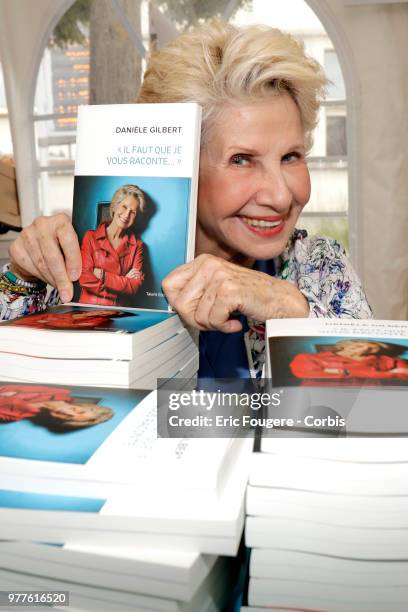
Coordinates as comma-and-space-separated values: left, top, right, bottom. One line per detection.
254, 166, 292, 212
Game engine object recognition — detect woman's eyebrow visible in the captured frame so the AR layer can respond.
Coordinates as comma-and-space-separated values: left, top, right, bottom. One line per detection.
224, 145, 257, 154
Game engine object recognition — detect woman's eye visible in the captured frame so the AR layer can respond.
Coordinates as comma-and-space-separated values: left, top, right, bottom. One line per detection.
230, 154, 252, 167
282, 151, 302, 163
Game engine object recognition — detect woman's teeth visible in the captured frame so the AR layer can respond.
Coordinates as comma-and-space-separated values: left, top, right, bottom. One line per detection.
241, 217, 282, 228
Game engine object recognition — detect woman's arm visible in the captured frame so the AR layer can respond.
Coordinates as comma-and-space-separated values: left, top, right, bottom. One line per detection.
78, 231, 105, 296
290, 353, 347, 379
102, 242, 145, 295
162, 253, 309, 333
0, 273, 46, 321
283, 235, 372, 319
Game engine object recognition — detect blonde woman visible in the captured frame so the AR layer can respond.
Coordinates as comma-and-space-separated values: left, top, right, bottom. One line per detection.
0, 384, 113, 431
290, 340, 408, 380
79, 184, 145, 306
3, 21, 371, 377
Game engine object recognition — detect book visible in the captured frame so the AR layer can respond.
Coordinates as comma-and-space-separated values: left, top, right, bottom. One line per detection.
250, 549, 408, 584
262, 318, 408, 436
0, 328, 196, 388
0, 541, 217, 601
246, 484, 408, 527
0, 304, 184, 360
72, 102, 201, 311
0, 439, 251, 556
0, 381, 251, 555
0, 554, 234, 612
245, 516, 408, 558
246, 579, 408, 611
266, 318, 408, 387
242, 318, 408, 610
0, 383, 243, 496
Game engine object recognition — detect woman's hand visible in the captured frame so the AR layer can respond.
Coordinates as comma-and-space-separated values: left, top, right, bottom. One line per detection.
126, 268, 143, 279
162, 254, 309, 333
8, 213, 81, 302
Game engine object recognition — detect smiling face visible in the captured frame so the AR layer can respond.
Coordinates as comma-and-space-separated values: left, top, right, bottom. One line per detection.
196, 94, 311, 262
335, 341, 382, 359
43, 401, 103, 423
111, 195, 138, 231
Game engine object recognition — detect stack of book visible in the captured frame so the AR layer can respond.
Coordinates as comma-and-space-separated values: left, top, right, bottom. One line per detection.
0, 382, 252, 609
0, 305, 198, 389
0, 542, 236, 612
0, 543, 235, 611
243, 318, 408, 612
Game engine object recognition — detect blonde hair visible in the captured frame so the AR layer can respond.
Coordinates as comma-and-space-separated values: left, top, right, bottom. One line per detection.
110, 184, 146, 219
138, 20, 326, 150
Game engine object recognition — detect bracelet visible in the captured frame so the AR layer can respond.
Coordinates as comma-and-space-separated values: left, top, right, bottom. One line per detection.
4, 270, 45, 289
0, 271, 46, 296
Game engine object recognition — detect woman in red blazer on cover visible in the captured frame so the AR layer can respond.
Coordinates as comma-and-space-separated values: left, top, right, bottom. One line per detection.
79, 184, 145, 306
0, 384, 113, 429
290, 339, 408, 381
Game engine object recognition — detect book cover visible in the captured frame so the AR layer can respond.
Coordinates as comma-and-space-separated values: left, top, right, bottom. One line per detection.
263, 318, 408, 436
266, 318, 408, 387
0, 305, 183, 360
0, 381, 241, 494
71, 102, 201, 310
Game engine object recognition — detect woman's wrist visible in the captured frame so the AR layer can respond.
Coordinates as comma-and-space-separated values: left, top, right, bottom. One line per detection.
2, 263, 46, 295
9, 262, 44, 285
265, 277, 310, 319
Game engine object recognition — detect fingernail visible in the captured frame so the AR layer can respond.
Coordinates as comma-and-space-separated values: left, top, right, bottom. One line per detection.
69, 269, 80, 280
60, 290, 71, 303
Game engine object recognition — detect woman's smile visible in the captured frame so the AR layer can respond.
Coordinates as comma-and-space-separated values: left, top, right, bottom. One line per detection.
239, 214, 286, 237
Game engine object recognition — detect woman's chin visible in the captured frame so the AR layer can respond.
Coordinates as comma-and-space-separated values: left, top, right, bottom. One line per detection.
228, 233, 290, 262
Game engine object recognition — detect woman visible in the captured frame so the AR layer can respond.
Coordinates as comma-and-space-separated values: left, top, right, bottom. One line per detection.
290, 340, 408, 381
0, 384, 113, 430
79, 184, 145, 306
9, 308, 128, 330
1, 21, 372, 378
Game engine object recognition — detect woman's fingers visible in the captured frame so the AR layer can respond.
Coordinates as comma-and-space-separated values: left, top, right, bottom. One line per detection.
9, 213, 81, 302
163, 255, 243, 332
8, 237, 48, 283
126, 268, 142, 279
55, 217, 82, 281
162, 261, 195, 297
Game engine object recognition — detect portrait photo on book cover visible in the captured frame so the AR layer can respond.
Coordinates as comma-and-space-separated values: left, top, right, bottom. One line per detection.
72, 175, 192, 310
5, 304, 174, 335
7, 306, 131, 331
0, 382, 146, 464
269, 336, 408, 387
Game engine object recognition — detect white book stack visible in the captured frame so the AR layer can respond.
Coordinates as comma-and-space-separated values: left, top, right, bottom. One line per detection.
242, 317, 408, 611
0, 381, 253, 610
244, 438, 408, 611
0, 542, 238, 612
0, 387, 252, 556
0, 305, 198, 389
